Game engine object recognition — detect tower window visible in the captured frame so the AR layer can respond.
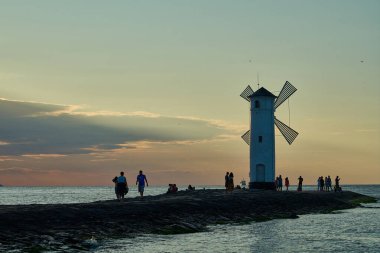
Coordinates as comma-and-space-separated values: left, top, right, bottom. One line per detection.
255, 100, 260, 108
259, 136, 263, 143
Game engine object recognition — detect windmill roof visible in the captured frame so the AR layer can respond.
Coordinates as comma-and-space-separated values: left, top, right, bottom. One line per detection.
249, 87, 277, 98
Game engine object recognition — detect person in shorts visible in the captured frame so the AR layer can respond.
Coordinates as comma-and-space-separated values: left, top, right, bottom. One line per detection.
136, 170, 148, 198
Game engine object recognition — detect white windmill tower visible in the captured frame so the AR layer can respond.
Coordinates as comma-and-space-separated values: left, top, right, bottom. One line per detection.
240, 81, 298, 190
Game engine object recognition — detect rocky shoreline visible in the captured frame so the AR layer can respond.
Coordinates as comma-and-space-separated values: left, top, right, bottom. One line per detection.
0, 189, 376, 252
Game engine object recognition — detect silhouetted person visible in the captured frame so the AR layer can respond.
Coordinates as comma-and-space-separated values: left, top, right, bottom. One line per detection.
275, 177, 279, 191
112, 176, 118, 199
117, 171, 128, 201
320, 176, 325, 191
297, 176, 303, 191
335, 176, 340, 187
187, 184, 195, 191
167, 184, 178, 193
228, 172, 234, 191
278, 175, 283, 191
136, 170, 148, 198
326, 175, 332, 191
225, 172, 229, 190
285, 177, 289, 191
317, 176, 321, 191
335, 176, 341, 192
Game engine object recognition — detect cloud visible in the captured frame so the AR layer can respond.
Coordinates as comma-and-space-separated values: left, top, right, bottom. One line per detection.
0, 156, 22, 162
21, 154, 67, 159
0, 98, 240, 155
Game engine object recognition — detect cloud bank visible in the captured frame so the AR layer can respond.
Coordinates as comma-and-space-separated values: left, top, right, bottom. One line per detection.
0, 98, 242, 156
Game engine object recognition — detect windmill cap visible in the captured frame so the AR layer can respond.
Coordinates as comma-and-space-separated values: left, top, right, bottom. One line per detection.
248, 87, 277, 98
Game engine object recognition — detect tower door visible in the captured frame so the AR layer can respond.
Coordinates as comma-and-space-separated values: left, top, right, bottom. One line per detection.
256, 164, 265, 182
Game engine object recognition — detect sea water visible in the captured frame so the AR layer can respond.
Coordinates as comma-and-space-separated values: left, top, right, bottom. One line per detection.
95, 185, 379, 253
0, 185, 182, 205
0, 185, 379, 252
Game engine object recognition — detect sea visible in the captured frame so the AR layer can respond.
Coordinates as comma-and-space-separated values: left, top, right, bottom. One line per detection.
0, 185, 379, 253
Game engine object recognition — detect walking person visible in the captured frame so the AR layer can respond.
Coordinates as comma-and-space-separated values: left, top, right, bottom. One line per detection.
116, 171, 128, 201
297, 176, 303, 191
285, 177, 289, 191
136, 170, 149, 198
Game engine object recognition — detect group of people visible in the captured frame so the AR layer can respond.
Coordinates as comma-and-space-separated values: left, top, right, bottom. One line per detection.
167, 184, 178, 193
224, 172, 235, 191
112, 170, 343, 199
317, 176, 331, 191
112, 170, 148, 201
275, 175, 341, 192
274, 175, 290, 191
317, 175, 341, 192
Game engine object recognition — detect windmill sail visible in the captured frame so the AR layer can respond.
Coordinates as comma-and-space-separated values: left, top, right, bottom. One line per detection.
274, 81, 297, 109
241, 130, 251, 145
274, 117, 298, 145
240, 85, 254, 102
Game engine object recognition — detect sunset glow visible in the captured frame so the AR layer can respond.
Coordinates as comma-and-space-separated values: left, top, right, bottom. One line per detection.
0, 1, 379, 186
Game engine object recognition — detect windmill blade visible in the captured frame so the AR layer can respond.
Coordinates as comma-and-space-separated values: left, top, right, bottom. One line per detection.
274, 81, 297, 109
241, 130, 251, 145
274, 117, 298, 145
240, 85, 254, 102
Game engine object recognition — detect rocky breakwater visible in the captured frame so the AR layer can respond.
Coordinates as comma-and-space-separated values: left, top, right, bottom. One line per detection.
0, 189, 376, 252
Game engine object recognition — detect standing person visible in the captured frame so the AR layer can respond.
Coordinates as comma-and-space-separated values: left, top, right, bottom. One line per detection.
136, 170, 148, 198
320, 176, 325, 191
112, 176, 118, 199
317, 177, 321, 191
225, 172, 230, 191
278, 175, 283, 191
285, 177, 289, 191
117, 171, 128, 201
275, 177, 279, 191
335, 176, 341, 192
324, 176, 328, 191
228, 172, 234, 191
327, 175, 332, 191
297, 176, 303, 191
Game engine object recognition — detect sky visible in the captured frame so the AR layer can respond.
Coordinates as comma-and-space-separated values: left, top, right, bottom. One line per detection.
0, 0, 379, 186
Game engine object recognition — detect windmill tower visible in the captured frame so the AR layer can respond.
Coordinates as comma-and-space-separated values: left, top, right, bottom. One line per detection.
240, 81, 298, 190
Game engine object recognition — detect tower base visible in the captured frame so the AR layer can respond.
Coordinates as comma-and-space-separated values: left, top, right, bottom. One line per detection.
249, 182, 276, 190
